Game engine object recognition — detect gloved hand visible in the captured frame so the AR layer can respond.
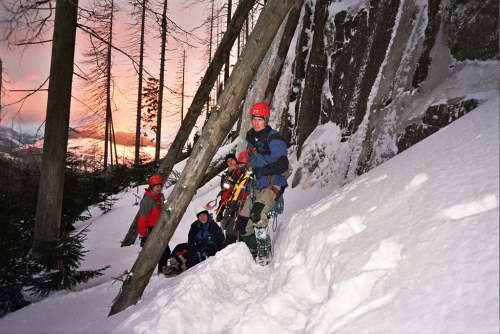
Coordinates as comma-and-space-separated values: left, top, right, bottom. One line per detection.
235, 216, 249, 236
252, 167, 266, 180
140, 236, 148, 247
195, 241, 207, 253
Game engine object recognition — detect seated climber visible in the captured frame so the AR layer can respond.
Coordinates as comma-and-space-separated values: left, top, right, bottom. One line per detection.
163, 206, 225, 276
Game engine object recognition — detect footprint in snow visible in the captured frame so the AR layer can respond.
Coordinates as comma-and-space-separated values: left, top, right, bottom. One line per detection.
366, 174, 388, 185
326, 216, 367, 244
405, 173, 428, 190
441, 194, 499, 220
312, 239, 402, 327
362, 239, 403, 271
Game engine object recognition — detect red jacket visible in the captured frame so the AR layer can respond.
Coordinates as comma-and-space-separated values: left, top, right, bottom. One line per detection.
138, 189, 164, 237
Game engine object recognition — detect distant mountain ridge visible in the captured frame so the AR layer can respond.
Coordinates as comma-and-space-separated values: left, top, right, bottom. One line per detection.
68, 122, 156, 148
0, 125, 40, 152
1, 122, 167, 169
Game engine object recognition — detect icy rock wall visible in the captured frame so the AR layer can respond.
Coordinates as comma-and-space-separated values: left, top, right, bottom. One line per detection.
260, 0, 498, 189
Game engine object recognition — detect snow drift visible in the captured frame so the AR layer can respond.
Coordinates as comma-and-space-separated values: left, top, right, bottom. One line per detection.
0, 92, 497, 334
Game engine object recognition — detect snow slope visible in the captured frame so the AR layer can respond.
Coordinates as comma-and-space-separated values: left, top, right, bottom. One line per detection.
0, 96, 498, 333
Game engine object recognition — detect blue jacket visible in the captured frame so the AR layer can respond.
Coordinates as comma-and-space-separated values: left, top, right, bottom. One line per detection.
188, 215, 225, 248
246, 125, 289, 190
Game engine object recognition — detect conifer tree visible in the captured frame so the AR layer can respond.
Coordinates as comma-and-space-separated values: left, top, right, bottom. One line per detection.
141, 77, 160, 138
28, 227, 109, 297
0, 157, 109, 318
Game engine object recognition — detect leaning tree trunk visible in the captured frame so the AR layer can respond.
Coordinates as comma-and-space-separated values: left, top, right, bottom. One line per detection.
120, 0, 256, 247
224, 0, 232, 84
33, 0, 79, 255
109, 0, 300, 316
119, 162, 225, 248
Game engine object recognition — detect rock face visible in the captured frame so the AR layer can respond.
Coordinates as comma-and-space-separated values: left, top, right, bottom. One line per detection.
243, 0, 498, 188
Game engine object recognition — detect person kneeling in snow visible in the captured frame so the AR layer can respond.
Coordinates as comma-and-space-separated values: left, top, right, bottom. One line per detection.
163, 206, 225, 276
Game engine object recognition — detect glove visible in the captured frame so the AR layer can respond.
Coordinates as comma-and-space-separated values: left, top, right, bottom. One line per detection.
235, 216, 249, 236
252, 167, 266, 180
140, 236, 148, 247
195, 241, 207, 253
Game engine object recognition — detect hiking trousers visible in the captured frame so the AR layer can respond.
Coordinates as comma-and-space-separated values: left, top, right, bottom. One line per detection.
239, 185, 281, 236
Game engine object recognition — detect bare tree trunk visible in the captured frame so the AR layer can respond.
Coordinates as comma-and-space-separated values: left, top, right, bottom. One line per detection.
0, 58, 2, 116
108, 0, 115, 167
33, 0, 79, 255
104, 3, 114, 168
207, 0, 214, 119
156, 0, 167, 162
135, 0, 147, 165
181, 50, 185, 121
109, 0, 298, 316
104, 109, 110, 168
120, 0, 256, 247
111, 114, 119, 164
224, 0, 232, 84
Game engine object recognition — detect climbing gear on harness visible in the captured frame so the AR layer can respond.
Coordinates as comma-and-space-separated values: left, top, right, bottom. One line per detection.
206, 193, 220, 210
270, 195, 284, 232
215, 169, 252, 224
224, 172, 251, 218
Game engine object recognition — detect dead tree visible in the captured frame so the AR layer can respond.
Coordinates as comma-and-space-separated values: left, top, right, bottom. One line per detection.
33, 0, 79, 255
180, 50, 185, 121
78, 0, 118, 169
224, 0, 232, 84
155, 0, 168, 162
120, 0, 256, 247
134, 0, 148, 165
109, 0, 299, 316
0, 58, 2, 117
104, 0, 116, 168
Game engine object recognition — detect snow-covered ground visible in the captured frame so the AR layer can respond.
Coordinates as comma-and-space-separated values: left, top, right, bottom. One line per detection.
0, 96, 498, 333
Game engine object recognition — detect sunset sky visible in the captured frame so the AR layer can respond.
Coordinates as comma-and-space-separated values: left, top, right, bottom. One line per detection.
0, 0, 237, 147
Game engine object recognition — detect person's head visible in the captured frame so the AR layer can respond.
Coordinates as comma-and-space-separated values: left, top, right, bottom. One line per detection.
237, 151, 249, 168
195, 206, 209, 224
148, 175, 163, 195
225, 153, 238, 170
250, 102, 270, 132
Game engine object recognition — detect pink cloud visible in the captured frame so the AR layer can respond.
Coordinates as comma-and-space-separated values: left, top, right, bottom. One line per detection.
2, 73, 48, 125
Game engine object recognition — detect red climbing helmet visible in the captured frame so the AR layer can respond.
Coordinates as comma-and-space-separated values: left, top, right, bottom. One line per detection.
249, 102, 270, 117
148, 175, 163, 186
237, 151, 249, 164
